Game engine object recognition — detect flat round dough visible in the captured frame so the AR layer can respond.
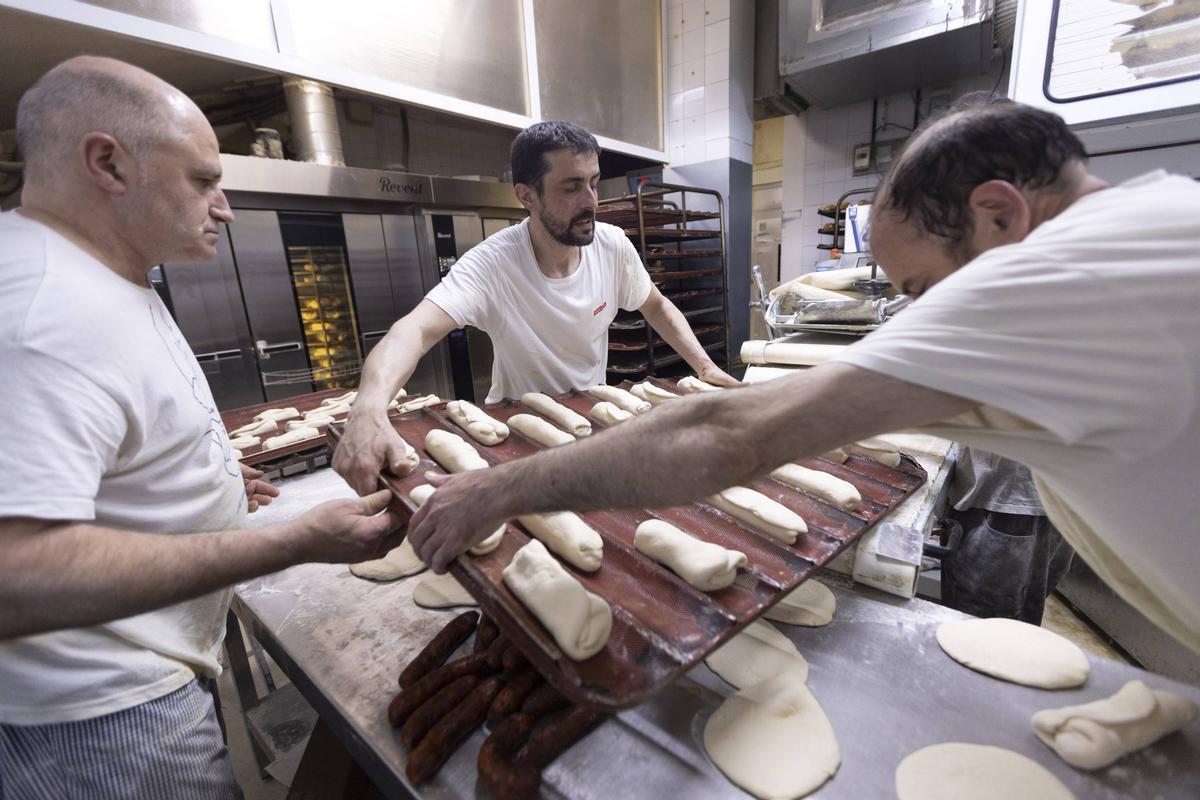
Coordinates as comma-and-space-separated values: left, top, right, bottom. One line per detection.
706, 619, 808, 689
412, 572, 478, 609
349, 538, 425, 581
704, 672, 840, 800
936, 618, 1089, 689
764, 579, 836, 627
895, 743, 1075, 800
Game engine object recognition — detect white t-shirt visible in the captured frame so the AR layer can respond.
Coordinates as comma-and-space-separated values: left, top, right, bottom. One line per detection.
0, 211, 246, 725
833, 171, 1200, 653
426, 218, 653, 403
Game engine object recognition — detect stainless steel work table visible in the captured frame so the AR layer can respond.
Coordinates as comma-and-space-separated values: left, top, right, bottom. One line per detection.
231, 468, 1200, 799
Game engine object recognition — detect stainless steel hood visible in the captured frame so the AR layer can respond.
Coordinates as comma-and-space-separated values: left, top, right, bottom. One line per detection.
779, 0, 1003, 109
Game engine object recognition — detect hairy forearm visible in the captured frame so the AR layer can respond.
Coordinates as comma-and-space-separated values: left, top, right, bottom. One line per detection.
0, 520, 299, 639
644, 298, 716, 374
352, 325, 425, 415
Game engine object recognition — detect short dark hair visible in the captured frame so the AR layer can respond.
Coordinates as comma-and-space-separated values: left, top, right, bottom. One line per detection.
510, 121, 599, 192
878, 93, 1087, 246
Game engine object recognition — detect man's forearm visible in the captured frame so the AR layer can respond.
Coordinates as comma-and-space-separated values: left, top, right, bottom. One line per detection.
0, 520, 300, 639
644, 298, 718, 375
352, 324, 425, 415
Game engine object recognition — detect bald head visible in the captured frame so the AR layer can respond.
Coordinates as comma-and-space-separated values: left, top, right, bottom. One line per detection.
16, 55, 207, 183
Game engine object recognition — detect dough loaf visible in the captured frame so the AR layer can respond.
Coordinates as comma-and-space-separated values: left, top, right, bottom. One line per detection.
502, 539, 612, 660
393, 394, 441, 414
229, 434, 260, 450
770, 463, 861, 511
587, 384, 651, 414
846, 437, 901, 467
677, 376, 721, 393
707, 486, 808, 544
446, 400, 509, 445
895, 743, 1074, 800
763, 579, 836, 627
508, 413, 575, 448
519, 392, 591, 436
349, 538, 425, 581
413, 572, 478, 608
314, 401, 351, 418
588, 401, 634, 425
409, 484, 504, 556
288, 415, 331, 430
321, 390, 358, 406
1032, 679, 1198, 770
937, 617, 1090, 689
231, 418, 277, 438
706, 619, 809, 689
516, 512, 603, 572
821, 447, 849, 463
263, 426, 321, 451
424, 429, 489, 473
634, 519, 745, 591
630, 381, 679, 405
252, 407, 300, 423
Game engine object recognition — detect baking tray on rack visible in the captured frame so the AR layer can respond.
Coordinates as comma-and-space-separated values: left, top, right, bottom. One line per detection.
222, 388, 354, 468
330, 378, 926, 711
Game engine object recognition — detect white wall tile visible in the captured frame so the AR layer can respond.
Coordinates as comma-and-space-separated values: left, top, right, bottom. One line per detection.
683, 26, 705, 63
704, 79, 730, 112
704, 108, 730, 140
669, 119, 684, 146
683, 86, 705, 118
705, 138, 730, 160
669, 64, 683, 95
705, 0, 730, 23
684, 115, 705, 144
705, 19, 730, 54
668, 4, 683, 35
682, 0, 703, 27
730, 110, 753, 145
683, 57, 705, 91
669, 91, 684, 122
705, 51, 729, 84
731, 138, 752, 163
669, 0, 684, 7
682, 141, 706, 164
668, 32, 683, 66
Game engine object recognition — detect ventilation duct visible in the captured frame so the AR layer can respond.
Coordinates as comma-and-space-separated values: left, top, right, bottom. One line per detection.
283, 77, 345, 166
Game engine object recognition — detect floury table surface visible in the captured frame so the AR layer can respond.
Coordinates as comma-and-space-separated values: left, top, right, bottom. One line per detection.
233, 467, 1200, 799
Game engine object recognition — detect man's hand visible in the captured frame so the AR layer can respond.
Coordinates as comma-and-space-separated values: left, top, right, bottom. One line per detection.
696, 363, 741, 388
332, 411, 414, 496
407, 472, 510, 573
240, 463, 280, 513
289, 489, 404, 564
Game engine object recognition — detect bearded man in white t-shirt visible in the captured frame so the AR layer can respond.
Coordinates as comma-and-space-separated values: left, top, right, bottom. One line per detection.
334, 120, 738, 495
405, 94, 1200, 658
0, 57, 404, 798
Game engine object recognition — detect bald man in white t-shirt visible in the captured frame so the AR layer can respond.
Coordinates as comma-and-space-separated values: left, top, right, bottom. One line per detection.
334, 121, 737, 495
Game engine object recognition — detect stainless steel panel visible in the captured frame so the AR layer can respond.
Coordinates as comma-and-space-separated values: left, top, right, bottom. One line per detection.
227, 210, 314, 400
342, 214, 398, 355
382, 213, 446, 398
160, 226, 264, 409
283, 0, 528, 115
219, 156, 433, 204
450, 215, 484, 253
447, 214, 492, 401
79, 0, 278, 49
533, 0, 663, 151
429, 177, 522, 211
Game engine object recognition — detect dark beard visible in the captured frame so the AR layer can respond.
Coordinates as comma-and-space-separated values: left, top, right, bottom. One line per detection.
541, 208, 596, 246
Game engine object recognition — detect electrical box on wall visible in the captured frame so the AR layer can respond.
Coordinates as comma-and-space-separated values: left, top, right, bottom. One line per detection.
850, 138, 907, 177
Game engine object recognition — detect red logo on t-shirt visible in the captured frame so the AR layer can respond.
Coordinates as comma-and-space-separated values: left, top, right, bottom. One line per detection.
593, 302, 607, 317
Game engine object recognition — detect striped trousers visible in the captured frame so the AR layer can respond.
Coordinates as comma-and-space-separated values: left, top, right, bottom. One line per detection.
0, 679, 242, 800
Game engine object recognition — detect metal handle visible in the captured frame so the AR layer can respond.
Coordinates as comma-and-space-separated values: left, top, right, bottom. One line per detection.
255, 340, 304, 359
361, 329, 389, 342
195, 348, 243, 363
749, 264, 768, 309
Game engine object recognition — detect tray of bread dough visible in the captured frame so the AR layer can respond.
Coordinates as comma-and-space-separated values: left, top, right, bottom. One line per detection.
333, 378, 926, 711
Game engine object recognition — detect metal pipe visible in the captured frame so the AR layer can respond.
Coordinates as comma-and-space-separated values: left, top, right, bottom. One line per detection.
282, 77, 345, 167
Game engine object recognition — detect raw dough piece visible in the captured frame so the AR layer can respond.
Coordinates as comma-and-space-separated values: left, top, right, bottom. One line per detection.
253, 407, 300, 423
413, 572, 478, 608
706, 619, 809, 689
630, 381, 679, 405
409, 484, 504, 556
519, 392, 591, 436
1032, 680, 1198, 770
764, 579, 836, 627
393, 394, 441, 414
349, 538, 425, 581
231, 418, 277, 438
502, 539, 612, 660
846, 438, 901, 467
446, 400, 509, 445
821, 447, 848, 464
516, 512, 603, 572
707, 487, 808, 544
589, 401, 633, 425
508, 413, 575, 448
229, 434, 260, 450
770, 463, 861, 511
262, 426, 321, 451
287, 416, 331, 431
895, 743, 1074, 800
704, 672, 839, 799
677, 376, 721, 393
232, 448, 243, 459
424, 429, 488, 473
321, 390, 358, 406
634, 519, 746, 591
587, 384, 651, 414
313, 401, 351, 418
936, 617, 1090, 689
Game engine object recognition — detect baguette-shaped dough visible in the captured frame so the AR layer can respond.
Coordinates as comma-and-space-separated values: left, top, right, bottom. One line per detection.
770, 463, 861, 511
288, 415, 332, 430
393, 394, 441, 414
409, 484, 504, 555
677, 376, 722, 393
413, 572, 477, 608
446, 400, 509, 445
516, 512, 603, 572
321, 391, 357, 406
630, 381, 680, 405
634, 519, 746, 591
231, 418, 278, 438
313, 401, 351, 418
229, 434, 260, 450
263, 426, 321, 451
587, 384, 651, 414
508, 413, 575, 448
232, 448, 243, 459
821, 447, 849, 464
502, 539, 612, 660
253, 407, 300, 423
1032, 680, 1198, 770
589, 401, 633, 425
708, 487, 808, 544
520, 392, 591, 436
846, 438, 901, 467
424, 429, 488, 473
